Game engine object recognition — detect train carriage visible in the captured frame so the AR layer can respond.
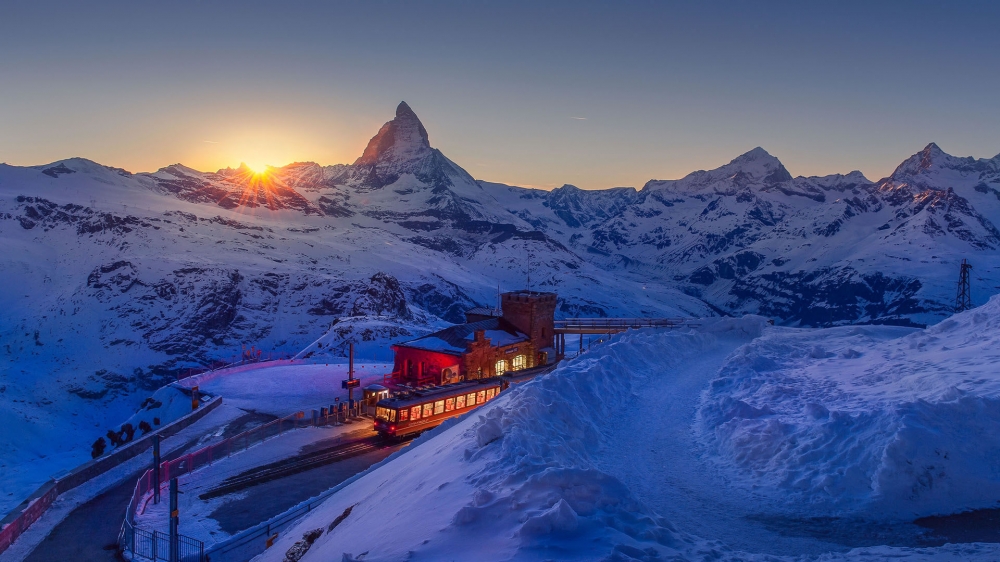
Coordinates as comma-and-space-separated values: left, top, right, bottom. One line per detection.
374, 378, 504, 438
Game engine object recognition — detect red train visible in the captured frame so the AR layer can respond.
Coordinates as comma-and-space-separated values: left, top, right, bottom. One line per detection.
373, 378, 505, 439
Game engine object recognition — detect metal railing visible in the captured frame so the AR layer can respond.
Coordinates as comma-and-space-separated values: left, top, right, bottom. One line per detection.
129, 527, 204, 562
120, 403, 370, 561
554, 317, 692, 332
120, 410, 311, 561
0, 397, 221, 558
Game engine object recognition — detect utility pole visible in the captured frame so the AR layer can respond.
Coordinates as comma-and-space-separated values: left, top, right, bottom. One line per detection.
152, 435, 161, 504
956, 259, 973, 312
169, 478, 179, 562
342, 342, 359, 412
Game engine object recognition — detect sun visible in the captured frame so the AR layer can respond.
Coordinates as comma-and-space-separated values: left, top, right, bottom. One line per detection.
244, 162, 269, 175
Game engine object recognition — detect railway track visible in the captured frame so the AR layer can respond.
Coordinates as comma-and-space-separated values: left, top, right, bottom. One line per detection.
199, 436, 392, 500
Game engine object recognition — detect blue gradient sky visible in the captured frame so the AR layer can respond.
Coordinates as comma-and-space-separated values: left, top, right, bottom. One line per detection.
1, 0, 998, 189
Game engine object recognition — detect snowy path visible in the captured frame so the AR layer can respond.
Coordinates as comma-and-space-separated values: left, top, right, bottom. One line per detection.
598, 332, 851, 556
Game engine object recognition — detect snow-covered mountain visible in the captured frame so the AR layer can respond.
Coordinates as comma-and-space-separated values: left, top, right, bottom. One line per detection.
1, 100, 998, 514
0, 103, 706, 511
485, 143, 1000, 327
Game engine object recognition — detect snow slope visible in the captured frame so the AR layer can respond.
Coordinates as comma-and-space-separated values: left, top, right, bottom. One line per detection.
698, 294, 1000, 520
257, 311, 1000, 561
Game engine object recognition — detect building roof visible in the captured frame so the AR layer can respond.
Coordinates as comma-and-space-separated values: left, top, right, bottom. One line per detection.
395, 317, 529, 356
465, 306, 501, 317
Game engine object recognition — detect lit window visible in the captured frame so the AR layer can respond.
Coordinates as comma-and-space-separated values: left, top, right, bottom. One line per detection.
445, 398, 455, 412
477, 390, 486, 404
495, 359, 507, 374
467, 392, 477, 405
411, 406, 422, 421
512, 355, 526, 371
456, 395, 466, 409
399, 408, 409, 421
486, 388, 495, 400
434, 400, 445, 415
423, 403, 434, 418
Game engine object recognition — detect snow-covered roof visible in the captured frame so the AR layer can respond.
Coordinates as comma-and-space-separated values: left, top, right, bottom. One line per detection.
395, 317, 528, 355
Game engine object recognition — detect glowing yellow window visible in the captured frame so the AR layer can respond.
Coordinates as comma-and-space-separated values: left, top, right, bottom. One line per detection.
477, 390, 486, 404
445, 398, 455, 412
512, 355, 526, 371
423, 403, 434, 418
456, 395, 466, 409
486, 388, 495, 400
434, 400, 445, 415
411, 406, 422, 420
495, 359, 508, 374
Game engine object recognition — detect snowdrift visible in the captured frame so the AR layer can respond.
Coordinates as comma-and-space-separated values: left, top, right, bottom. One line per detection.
698, 295, 1000, 519
257, 325, 753, 562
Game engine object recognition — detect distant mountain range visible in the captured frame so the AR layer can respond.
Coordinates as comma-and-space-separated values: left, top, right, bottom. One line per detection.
1, 101, 998, 504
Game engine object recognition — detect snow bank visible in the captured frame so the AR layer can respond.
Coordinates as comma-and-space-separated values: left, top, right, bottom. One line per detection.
256, 324, 753, 562
698, 296, 1000, 518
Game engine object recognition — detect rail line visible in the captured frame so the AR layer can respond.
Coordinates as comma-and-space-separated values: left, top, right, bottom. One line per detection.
199, 436, 392, 500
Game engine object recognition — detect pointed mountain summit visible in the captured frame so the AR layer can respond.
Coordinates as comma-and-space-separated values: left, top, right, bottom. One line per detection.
723, 147, 792, 183
354, 101, 433, 168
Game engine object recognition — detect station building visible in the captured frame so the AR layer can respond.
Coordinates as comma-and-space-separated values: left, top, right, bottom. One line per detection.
389, 291, 557, 386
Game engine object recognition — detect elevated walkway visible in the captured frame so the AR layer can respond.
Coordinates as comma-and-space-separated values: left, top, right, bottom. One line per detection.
553, 317, 698, 356
554, 317, 695, 334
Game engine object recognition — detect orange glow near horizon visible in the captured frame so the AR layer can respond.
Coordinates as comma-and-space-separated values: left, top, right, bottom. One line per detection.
243, 162, 270, 175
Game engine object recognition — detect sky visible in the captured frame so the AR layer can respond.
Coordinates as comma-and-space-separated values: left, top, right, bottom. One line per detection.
1, 0, 999, 190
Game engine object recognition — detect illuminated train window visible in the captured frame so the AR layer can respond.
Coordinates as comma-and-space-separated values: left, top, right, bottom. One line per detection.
477, 390, 486, 404
445, 398, 455, 412
434, 400, 445, 415
467, 392, 477, 405
411, 406, 422, 420
456, 395, 466, 409
486, 388, 495, 399
512, 355, 526, 371
495, 359, 508, 374
423, 403, 434, 418
399, 408, 409, 421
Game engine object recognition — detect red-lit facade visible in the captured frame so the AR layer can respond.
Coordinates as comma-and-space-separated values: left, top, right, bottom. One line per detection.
389, 291, 557, 386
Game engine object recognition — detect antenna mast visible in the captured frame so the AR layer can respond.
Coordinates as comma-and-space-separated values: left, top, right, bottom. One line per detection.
955, 258, 972, 312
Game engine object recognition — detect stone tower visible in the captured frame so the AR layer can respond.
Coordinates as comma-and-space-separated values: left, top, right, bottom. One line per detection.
500, 291, 556, 353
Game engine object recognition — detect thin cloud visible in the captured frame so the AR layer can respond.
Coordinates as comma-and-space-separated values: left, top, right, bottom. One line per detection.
202, 140, 220, 144
571, 117, 587, 120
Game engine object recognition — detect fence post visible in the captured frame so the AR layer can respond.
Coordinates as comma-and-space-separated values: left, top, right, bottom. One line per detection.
170, 478, 179, 562
153, 435, 161, 504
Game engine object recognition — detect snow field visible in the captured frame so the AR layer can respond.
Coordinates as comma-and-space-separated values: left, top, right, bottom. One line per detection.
698, 296, 1000, 520
198, 362, 392, 417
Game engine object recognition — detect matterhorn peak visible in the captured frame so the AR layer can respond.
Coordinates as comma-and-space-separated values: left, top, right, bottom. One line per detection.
724, 146, 791, 183
354, 101, 432, 167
